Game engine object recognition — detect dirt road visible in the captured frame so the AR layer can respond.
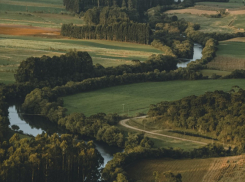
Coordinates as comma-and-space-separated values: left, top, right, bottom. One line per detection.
119, 116, 208, 145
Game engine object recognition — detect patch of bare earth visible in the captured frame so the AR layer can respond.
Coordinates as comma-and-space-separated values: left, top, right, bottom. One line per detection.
229, 10, 245, 15
0, 24, 60, 37
165, 8, 217, 15
224, 37, 245, 42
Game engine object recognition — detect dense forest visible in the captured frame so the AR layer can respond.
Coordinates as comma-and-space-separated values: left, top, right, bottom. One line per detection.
148, 87, 245, 147
0, 133, 103, 182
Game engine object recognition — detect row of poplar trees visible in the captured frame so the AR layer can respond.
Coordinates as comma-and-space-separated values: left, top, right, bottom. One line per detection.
61, 22, 152, 44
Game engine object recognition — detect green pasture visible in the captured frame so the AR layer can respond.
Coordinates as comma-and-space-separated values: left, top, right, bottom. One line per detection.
217, 41, 245, 58
0, 0, 65, 13
0, 11, 84, 28
63, 79, 245, 116
0, 35, 163, 83
200, 69, 231, 78
232, 15, 245, 30
0, 3, 64, 14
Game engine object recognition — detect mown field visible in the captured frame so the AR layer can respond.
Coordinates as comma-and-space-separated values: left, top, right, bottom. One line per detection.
207, 38, 245, 70
0, 35, 162, 84
63, 79, 245, 116
126, 155, 245, 182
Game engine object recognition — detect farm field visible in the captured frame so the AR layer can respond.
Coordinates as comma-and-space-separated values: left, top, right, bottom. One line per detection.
126, 155, 245, 182
0, 0, 84, 28
0, 0, 65, 13
0, 12, 84, 28
207, 38, 245, 71
0, 34, 162, 84
195, 0, 245, 9
63, 79, 245, 116
200, 69, 231, 78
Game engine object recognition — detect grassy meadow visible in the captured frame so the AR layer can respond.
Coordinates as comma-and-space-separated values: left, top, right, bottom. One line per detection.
0, 11, 84, 28
126, 155, 245, 182
0, 35, 162, 84
63, 79, 245, 116
0, 0, 65, 13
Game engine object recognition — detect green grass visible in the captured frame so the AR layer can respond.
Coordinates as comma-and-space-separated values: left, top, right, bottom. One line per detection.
0, 3, 64, 13
63, 79, 245, 117
217, 41, 245, 58
0, 35, 162, 83
0, 72, 15, 84
232, 15, 245, 30
0, 35, 162, 66
0, 11, 84, 28
200, 69, 231, 78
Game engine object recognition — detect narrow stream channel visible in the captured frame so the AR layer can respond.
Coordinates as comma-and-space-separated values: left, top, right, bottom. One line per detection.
8, 105, 123, 167
177, 43, 203, 68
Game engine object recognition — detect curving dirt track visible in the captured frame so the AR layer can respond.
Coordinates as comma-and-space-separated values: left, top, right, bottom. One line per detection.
0, 24, 60, 37
119, 116, 207, 145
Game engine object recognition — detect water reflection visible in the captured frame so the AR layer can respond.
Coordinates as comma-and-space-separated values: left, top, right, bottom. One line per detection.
177, 43, 203, 68
8, 105, 123, 167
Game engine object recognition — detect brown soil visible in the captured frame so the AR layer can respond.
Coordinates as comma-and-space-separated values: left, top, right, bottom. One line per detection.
0, 24, 60, 37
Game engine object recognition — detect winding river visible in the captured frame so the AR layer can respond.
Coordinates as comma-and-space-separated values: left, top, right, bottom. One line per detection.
8, 105, 123, 167
177, 43, 203, 68
7, 43, 203, 167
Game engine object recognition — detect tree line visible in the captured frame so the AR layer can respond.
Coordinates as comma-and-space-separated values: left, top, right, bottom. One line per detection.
61, 22, 152, 44
14, 51, 94, 85
84, 6, 140, 25
63, 0, 174, 13
148, 87, 245, 147
14, 51, 178, 87
0, 133, 103, 182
